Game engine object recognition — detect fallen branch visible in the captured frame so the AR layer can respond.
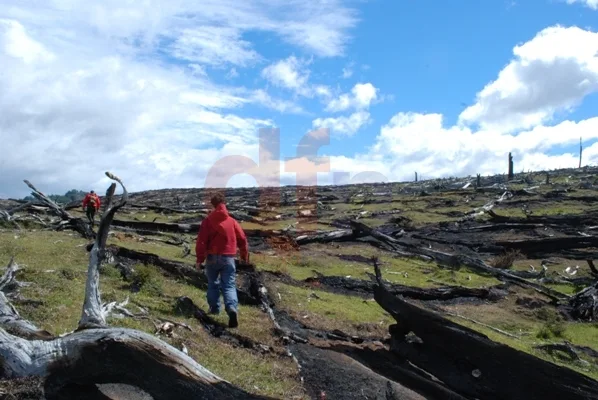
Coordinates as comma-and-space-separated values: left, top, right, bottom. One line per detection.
443, 311, 521, 339
21, 180, 94, 239
0, 259, 53, 340
295, 229, 361, 245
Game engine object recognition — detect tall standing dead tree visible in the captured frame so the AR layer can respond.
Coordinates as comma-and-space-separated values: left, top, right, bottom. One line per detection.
508, 152, 514, 180
579, 137, 583, 169
0, 172, 273, 400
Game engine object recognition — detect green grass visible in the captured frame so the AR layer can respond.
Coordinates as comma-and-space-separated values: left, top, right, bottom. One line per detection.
271, 282, 393, 336
493, 201, 592, 217
0, 230, 305, 398
253, 248, 501, 290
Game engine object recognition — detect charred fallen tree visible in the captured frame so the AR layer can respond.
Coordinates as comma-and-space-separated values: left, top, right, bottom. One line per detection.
0, 172, 274, 400
295, 229, 364, 245
299, 272, 507, 301
493, 235, 598, 259
350, 221, 568, 303
561, 282, 598, 322
111, 219, 201, 234
412, 231, 598, 260
111, 217, 281, 236
372, 262, 598, 400
487, 209, 598, 226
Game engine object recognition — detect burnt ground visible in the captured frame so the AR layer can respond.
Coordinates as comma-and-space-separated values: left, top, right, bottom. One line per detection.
1, 167, 598, 399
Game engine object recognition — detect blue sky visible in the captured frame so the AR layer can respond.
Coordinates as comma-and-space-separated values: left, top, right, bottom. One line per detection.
1, 0, 598, 197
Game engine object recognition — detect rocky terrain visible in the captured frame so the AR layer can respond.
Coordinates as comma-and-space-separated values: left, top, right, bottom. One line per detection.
1, 167, 598, 399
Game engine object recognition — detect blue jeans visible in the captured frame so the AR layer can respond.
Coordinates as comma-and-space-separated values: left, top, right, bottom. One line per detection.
204, 255, 238, 314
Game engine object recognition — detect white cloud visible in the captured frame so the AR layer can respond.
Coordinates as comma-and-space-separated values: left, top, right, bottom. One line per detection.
261, 56, 311, 94
250, 89, 304, 114
313, 111, 371, 137
326, 83, 378, 112
459, 25, 598, 133
0, 15, 275, 197
566, 0, 598, 10
3, 0, 598, 199
325, 113, 598, 184
0, 0, 361, 197
317, 26, 598, 184
260, 56, 334, 99
341, 62, 354, 78
0, 0, 358, 62
311, 82, 379, 137
170, 26, 260, 67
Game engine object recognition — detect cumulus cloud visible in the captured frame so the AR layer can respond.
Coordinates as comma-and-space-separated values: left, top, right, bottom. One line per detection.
311, 82, 379, 136
260, 55, 334, 100
341, 62, 354, 79
459, 26, 598, 133
261, 56, 312, 95
312, 111, 371, 137
325, 113, 598, 184
566, 0, 598, 9
325, 83, 378, 112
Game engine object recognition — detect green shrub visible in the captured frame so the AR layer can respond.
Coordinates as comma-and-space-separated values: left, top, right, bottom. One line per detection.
535, 308, 567, 339
130, 264, 163, 296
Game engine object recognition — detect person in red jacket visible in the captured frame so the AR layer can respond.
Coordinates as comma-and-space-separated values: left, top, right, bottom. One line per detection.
82, 190, 101, 227
195, 193, 248, 328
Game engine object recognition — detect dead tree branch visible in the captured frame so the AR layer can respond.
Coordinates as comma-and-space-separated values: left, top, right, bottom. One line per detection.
21, 180, 94, 239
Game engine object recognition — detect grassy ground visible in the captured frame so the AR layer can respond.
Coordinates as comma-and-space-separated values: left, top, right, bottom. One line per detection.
0, 230, 305, 398
2, 176, 598, 396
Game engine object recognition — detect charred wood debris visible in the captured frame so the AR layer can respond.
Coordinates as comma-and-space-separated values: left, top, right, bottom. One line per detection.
1, 166, 598, 399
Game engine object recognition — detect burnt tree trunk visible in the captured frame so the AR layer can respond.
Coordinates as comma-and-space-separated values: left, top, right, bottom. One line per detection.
508, 152, 514, 180
372, 263, 598, 400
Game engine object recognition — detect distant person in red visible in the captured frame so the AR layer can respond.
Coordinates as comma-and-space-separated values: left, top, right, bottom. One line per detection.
82, 190, 101, 227
195, 193, 248, 328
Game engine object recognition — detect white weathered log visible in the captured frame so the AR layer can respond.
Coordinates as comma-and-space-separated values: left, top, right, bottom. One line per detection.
0, 327, 270, 399
0, 259, 52, 340
79, 173, 128, 329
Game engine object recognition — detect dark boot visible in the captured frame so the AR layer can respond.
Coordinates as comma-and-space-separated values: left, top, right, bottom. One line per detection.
227, 310, 238, 328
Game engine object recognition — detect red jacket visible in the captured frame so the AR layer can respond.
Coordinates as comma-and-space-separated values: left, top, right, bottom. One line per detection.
195, 203, 248, 264
82, 193, 101, 210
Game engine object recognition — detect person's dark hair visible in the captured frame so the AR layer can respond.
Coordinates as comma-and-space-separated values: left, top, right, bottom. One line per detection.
90, 190, 95, 194
210, 193, 225, 207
